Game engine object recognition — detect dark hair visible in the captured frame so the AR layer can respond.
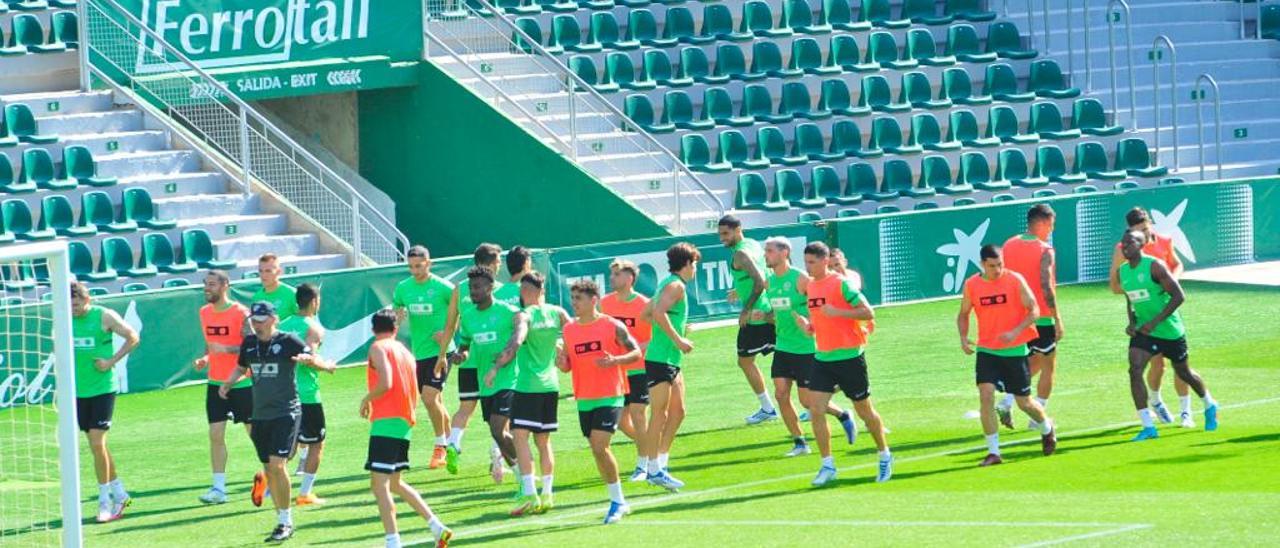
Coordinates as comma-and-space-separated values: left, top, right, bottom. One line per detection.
406, 245, 429, 260
666, 242, 701, 272
205, 270, 230, 286
258, 253, 279, 265
980, 244, 1002, 261
474, 243, 501, 267
507, 245, 532, 276
1125, 207, 1149, 227
717, 214, 742, 229
520, 271, 545, 290
371, 308, 397, 334
609, 259, 639, 279
803, 241, 830, 258
70, 281, 89, 299
467, 265, 495, 284
1027, 203, 1055, 225
570, 277, 601, 298
296, 283, 318, 310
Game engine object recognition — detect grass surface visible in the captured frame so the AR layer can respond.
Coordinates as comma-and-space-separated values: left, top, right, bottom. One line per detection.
11, 282, 1280, 546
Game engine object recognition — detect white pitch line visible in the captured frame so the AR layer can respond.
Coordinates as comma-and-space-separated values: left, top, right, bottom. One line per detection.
1018, 523, 1155, 547
430, 395, 1280, 543
620, 519, 1149, 529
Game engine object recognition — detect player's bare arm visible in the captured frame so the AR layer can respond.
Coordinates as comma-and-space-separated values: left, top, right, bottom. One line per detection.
652, 280, 692, 353
1041, 247, 1063, 340
361, 347, 393, 418
1108, 246, 1126, 294
435, 287, 461, 375
99, 308, 140, 372
957, 293, 975, 355
596, 321, 642, 367
737, 249, 767, 326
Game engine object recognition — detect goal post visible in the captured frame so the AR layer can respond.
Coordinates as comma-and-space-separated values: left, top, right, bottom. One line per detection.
0, 241, 82, 547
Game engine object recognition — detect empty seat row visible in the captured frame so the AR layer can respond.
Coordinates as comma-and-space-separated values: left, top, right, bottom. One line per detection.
0, 188, 172, 242
0, 11, 77, 55
2, 102, 59, 146
63, 229, 234, 283
1, 146, 115, 193
2, 0, 78, 13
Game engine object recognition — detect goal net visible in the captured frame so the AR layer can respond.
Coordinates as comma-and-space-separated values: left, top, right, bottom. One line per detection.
0, 242, 81, 547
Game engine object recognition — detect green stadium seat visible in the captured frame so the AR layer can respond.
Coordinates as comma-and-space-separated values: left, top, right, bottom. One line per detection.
0, 154, 35, 194
658, 91, 710, 130
1029, 102, 1081, 140
922, 155, 972, 194
813, 164, 861, 205
870, 116, 923, 154
986, 21, 1036, 59
590, 12, 639, 50
122, 188, 176, 229
495, 0, 540, 16
743, 84, 791, 123
0, 263, 36, 291
758, 126, 809, 166
1115, 138, 1168, 177
776, 169, 827, 208
860, 75, 910, 113
959, 151, 1010, 190
719, 129, 770, 169
861, 0, 910, 28
838, 208, 862, 217
1074, 141, 1127, 181
660, 7, 708, 45
907, 29, 956, 66
3, 198, 54, 240
537, 0, 580, 12
23, 148, 75, 190
910, 113, 961, 151
605, 52, 655, 90
945, 0, 996, 21
50, 11, 79, 49
798, 211, 824, 223
990, 193, 1016, 203
625, 95, 675, 133
780, 81, 830, 120
831, 120, 882, 158
68, 240, 105, 281
644, 50, 691, 87
792, 37, 840, 75
828, 34, 878, 72
681, 134, 730, 173
0, 216, 16, 244
101, 236, 156, 278
182, 229, 235, 270
997, 148, 1048, 187
513, 18, 554, 54
736, 172, 790, 211
948, 109, 1000, 148
6, 104, 58, 144
985, 63, 1035, 102
947, 24, 996, 62
819, 79, 871, 117
741, 1, 793, 37
569, 56, 617, 93
704, 88, 753, 127
750, 41, 802, 79
953, 197, 979, 206
784, 0, 832, 34
913, 201, 940, 210
1028, 60, 1080, 98
884, 159, 932, 197
629, 9, 676, 47
144, 233, 198, 274
12, 14, 66, 53
1032, 188, 1058, 198
577, 0, 614, 12
903, 0, 953, 24
163, 278, 193, 288
63, 145, 118, 187
0, 115, 17, 147
1072, 98, 1123, 136
794, 123, 844, 161
39, 194, 95, 237
1158, 177, 1185, 186
1262, 4, 1280, 39
901, 71, 952, 110
1113, 180, 1141, 190
850, 162, 898, 201
942, 67, 992, 105
1034, 145, 1086, 184
867, 31, 917, 69
826, 0, 872, 31
680, 47, 726, 84
987, 106, 1039, 144
715, 44, 756, 81
0, 23, 23, 57
702, 4, 754, 42
121, 282, 150, 293
80, 191, 136, 233
551, 15, 597, 53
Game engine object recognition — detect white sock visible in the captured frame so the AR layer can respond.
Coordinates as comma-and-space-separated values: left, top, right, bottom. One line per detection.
1035, 396, 1048, 409
1151, 390, 1164, 404
878, 450, 891, 460
212, 473, 226, 492
385, 533, 402, 548
278, 508, 292, 526
98, 484, 111, 504
1039, 418, 1054, 436
657, 453, 669, 469
110, 478, 128, 500
1138, 408, 1155, 428
1203, 393, 1217, 408
1179, 395, 1192, 414
998, 393, 1014, 410
448, 427, 464, 448
757, 391, 775, 413
541, 474, 553, 496
300, 473, 316, 496
428, 515, 445, 537
606, 482, 625, 504
985, 434, 1000, 455
521, 474, 536, 496
647, 458, 662, 474
635, 456, 649, 471
821, 455, 835, 468
435, 435, 448, 447
297, 446, 309, 462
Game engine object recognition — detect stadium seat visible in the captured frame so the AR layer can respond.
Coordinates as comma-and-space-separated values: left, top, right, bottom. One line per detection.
828, 34, 878, 72
741, 0, 793, 37
0, 115, 17, 147
101, 236, 157, 278
942, 68, 992, 106
819, 79, 871, 117
569, 56, 616, 92
537, 0, 580, 12
736, 172, 790, 210
776, 169, 827, 208
80, 191, 136, 233
901, 72, 952, 110
3, 199, 54, 240
704, 88, 754, 126
1028, 60, 1080, 98
784, 0, 833, 34
1072, 98, 1123, 136
923, 155, 973, 194
645, 50, 691, 87
1158, 177, 1186, 186
163, 278, 192, 288
743, 84, 792, 123
496, 0, 540, 16
861, 0, 910, 28
513, 18, 553, 54
0, 154, 35, 194
1113, 180, 1140, 190
5, 104, 58, 144
813, 164, 862, 205
39, 194, 95, 237
838, 208, 862, 217
826, 0, 872, 31
860, 75, 910, 113
662, 91, 713, 129
910, 113, 961, 151
666, 7, 714, 44
122, 282, 150, 293
867, 31, 917, 69
794, 123, 844, 161
903, 0, 953, 25
143, 233, 198, 274
913, 201, 940, 210
751, 41, 803, 79
792, 37, 840, 75
948, 109, 1000, 147
0, 216, 16, 244
1115, 138, 1168, 177
605, 52, 655, 90
182, 229, 235, 270
876, 204, 903, 213
1, 263, 36, 291
122, 188, 176, 229
849, 162, 899, 201
959, 151, 1011, 190
884, 159, 933, 197
50, 10, 79, 49
714, 44, 755, 81
681, 134, 731, 173
757, 126, 808, 166
11, 14, 66, 53
871, 116, 923, 154
1034, 145, 1086, 184
798, 211, 823, 222
953, 197, 979, 206
1262, 4, 1280, 39
23, 148, 74, 190
780, 82, 830, 119
719, 129, 770, 169
625, 95, 675, 133
997, 148, 1048, 187
702, 4, 753, 41
990, 193, 1016, 202
987, 106, 1039, 144
1032, 188, 1058, 198
551, 15, 596, 52
986, 21, 1036, 59
628, 9, 675, 47
947, 24, 996, 62
63, 145, 118, 187
830, 119, 882, 158
680, 47, 725, 84
945, 0, 996, 21
907, 29, 956, 66
589, 12, 639, 49
1029, 102, 1081, 140
68, 240, 104, 281
985, 63, 1035, 102
1074, 141, 1127, 180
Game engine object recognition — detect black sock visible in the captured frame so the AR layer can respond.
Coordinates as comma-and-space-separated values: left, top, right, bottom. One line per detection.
839, 411, 851, 422
794, 437, 806, 446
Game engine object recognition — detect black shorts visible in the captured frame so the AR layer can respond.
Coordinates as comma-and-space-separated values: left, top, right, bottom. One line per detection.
206, 384, 253, 424
810, 355, 871, 401
975, 352, 1032, 396
416, 356, 452, 392
76, 393, 116, 432
737, 323, 777, 357
645, 360, 681, 387
457, 368, 480, 401
511, 391, 559, 433
771, 351, 815, 387
625, 373, 650, 405
298, 403, 326, 444
365, 436, 411, 474
481, 389, 516, 422
251, 414, 301, 464
1129, 333, 1189, 362
1029, 324, 1058, 355
578, 405, 622, 438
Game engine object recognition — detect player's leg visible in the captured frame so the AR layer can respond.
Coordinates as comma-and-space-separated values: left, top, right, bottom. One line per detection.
1128, 343, 1160, 441
774, 376, 808, 456
86, 427, 114, 521
446, 368, 480, 474
533, 432, 555, 511
841, 356, 891, 481
206, 420, 230, 502
805, 388, 837, 486
296, 403, 326, 505
624, 374, 650, 481
1173, 373, 1194, 428
739, 325, 777, 425
659, 373, 687, 464
370, 473, 401, 546
587, 418, 628, 524
265, 455, 293, 537
511, 426, 538, 515
1027, 350, 1055, 431
977, 382, 1003, 465
643, 380, 670, 477
1005, 356, 1056, 456
1145, 355, 1176, 423
391, 471, 451, 545
1163, 338, 1218, 431
419, 357, 452, 469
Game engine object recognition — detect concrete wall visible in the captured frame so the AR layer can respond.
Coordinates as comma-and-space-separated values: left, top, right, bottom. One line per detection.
257, 92, 360, 168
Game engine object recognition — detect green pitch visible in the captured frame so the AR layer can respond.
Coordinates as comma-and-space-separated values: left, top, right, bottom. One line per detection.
55, 282, 1280, 545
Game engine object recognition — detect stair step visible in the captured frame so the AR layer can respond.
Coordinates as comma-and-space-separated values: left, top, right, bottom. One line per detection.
35, 109, 146, 136
1, 89, 116, 115
95, 150, 203, 178
155, 192, 258, 218
213, 233, 321, 261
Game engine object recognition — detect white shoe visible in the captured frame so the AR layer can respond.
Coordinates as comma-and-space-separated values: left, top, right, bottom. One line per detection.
785, 444, 812, 457
95, 500, 112, 523
1152, 401, 1175, 424
876, 455, 893, 483
1179, 411, 1195, 428
628, 466, 648, 482
198, 488, 228, 504
745, 408, 779, 425
811, 466, 837, 487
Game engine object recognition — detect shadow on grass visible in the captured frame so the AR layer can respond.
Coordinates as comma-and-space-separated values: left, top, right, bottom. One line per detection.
104, 506, 261, 534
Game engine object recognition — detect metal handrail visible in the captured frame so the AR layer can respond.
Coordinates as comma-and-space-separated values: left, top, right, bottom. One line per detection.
1025, 0, 1038, 53
1151, 35, 1178, 171
1106, 0, 1137, 130
81, 0, 409, 264
1066, 0, 1076, 83
1041, 0, 1052, 54
1194, 73, 1223, 181
1083, 0, 1093, 91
